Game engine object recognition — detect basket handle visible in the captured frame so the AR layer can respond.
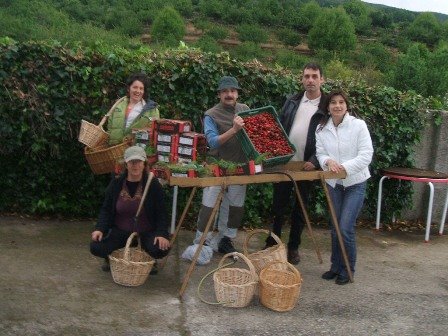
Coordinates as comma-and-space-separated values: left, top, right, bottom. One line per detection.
243, 229, 282, 256
262, 260, 302, 283
197, 252, 258, 306
123, 232, 141, 261
218, 252, 258, 282
98, 96, 127, 128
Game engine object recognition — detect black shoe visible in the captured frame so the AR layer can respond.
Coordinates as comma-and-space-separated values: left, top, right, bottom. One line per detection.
218, 236, 237, 254
321, 270, 338, 280
264, 236, 278, 250
335, 275, 350, 285
287, 249, 300, 265
150, 261, 158, 275
101, 258, 110, 272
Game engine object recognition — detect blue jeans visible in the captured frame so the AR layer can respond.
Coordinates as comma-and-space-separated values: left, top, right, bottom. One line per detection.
327, 181, 367, 278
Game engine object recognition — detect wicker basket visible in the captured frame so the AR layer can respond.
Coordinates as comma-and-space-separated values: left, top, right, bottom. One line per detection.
259, 261, 302, 312
213, 252, 258, 308
84, 141, 129, 175
78, 118, 109, 148
243, 229, 287, 274
109, 232, 155, 287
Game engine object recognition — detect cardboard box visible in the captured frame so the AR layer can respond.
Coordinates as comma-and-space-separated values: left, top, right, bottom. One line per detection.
209, 160, 262, 177
151, 166, 170, 180
155, 119, 192, 134
177, 145, 206, 161
179, 132, 206, 147
170, 169, 197, 178
132, 124, 155, 146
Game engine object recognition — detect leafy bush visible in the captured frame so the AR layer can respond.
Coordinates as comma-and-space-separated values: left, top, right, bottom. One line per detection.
0, 39, 427, 228
231, 42, 266, 61
274, 50, 308, 71
276, 28, 301, 46
308, 7, 357, 51
194, 35, 222, 53
236, 24, 269, 44
206, 26, 229, 41
150, 7, 185, 47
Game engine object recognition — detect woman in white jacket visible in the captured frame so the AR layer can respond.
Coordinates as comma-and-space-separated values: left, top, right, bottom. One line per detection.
316, 90, 373, 285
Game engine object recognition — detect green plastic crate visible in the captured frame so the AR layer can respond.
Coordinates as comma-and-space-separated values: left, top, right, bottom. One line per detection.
236, 105, 296, 167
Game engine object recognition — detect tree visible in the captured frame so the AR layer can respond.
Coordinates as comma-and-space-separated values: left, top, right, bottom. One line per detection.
389, 43, 429, 95
343, 0, 372, 35
308, 7, 356, 51
296, 0, 321, 31
370, 8, 393, 29
150, 7, 185, 47
426, 43, 448, 97
407, 13, 442, 47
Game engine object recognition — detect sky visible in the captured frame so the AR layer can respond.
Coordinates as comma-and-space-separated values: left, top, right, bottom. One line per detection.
363, 0, 448, 15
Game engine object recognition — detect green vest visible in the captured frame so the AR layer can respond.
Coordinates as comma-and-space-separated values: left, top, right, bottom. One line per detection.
107, 97, 159, 145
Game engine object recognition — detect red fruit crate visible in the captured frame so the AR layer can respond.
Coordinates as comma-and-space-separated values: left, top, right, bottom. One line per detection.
155, 119, 192, 134
179, 132, 206, 147
236, 106, 296, 167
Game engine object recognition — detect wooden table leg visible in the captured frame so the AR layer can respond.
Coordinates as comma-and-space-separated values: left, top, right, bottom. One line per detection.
158, 187, 198, 270
320, 174, 353, 283
178, 186, 225, 298
290, 177, 323, 264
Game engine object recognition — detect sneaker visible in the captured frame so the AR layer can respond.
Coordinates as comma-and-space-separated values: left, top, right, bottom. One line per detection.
287, 249, 300, 265
101, 258, 110, 272
218, 236, 237, 254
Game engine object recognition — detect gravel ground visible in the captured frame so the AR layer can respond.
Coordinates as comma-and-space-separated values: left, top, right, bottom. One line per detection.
0, 215, 447, 336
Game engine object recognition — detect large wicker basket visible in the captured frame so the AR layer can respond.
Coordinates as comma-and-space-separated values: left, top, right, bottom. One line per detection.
213, 252, 258, 308
109, 232, 155, 287
84, 141, 129, 175
243, 229, 287, 274
78, 117, 109, 148
259, 261, 302, 312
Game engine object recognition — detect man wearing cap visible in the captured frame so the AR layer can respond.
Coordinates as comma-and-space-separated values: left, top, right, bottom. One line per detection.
193, 76, 249, 254
90, 145, 170, 272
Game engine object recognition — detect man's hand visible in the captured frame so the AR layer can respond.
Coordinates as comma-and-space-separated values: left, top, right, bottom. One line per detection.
91, 230, 103, 242
154, 236, 170, 250
232, 115, 245, 132
302, 161, 316, 171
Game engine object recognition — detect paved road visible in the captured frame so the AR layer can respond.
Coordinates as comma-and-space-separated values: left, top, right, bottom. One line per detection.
0, 215, 447, 335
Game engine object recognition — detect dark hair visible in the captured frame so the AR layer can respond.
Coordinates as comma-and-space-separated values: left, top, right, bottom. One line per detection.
126, 73, 150, 100
302, 62, 323, 77
317, 89, 350, 132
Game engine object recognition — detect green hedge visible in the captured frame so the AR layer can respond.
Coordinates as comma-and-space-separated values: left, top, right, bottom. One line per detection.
0, 40, 427, 226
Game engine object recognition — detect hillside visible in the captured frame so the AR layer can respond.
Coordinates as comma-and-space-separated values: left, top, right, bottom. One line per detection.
1, 0, 448, 99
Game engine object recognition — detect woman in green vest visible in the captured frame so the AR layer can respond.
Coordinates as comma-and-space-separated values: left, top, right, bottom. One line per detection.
107, 73, 160, 145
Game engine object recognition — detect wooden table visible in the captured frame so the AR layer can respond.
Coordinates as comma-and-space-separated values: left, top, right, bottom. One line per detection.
163, 162, 348, 297
376, 167, 448, 242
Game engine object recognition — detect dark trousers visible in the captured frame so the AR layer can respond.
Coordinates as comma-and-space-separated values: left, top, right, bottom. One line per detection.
90, 228, 170, 260
270, 180, 312, 250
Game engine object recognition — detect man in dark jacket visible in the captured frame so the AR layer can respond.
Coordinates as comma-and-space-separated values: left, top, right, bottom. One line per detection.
266, 63, 327, 264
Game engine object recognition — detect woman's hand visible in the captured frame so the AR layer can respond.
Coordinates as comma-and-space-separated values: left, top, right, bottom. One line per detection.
154, 236, 170, 250
325, 159, 345, 173
91, 230, 103, 242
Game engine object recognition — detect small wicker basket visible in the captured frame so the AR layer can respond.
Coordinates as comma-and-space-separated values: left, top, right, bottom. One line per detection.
213, 252, 258, 308
109, 232, 155, 287
259, 261, 302, 312
84, 141, 129, 175
243, 229, 287, 274
78, 117, 109, 148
